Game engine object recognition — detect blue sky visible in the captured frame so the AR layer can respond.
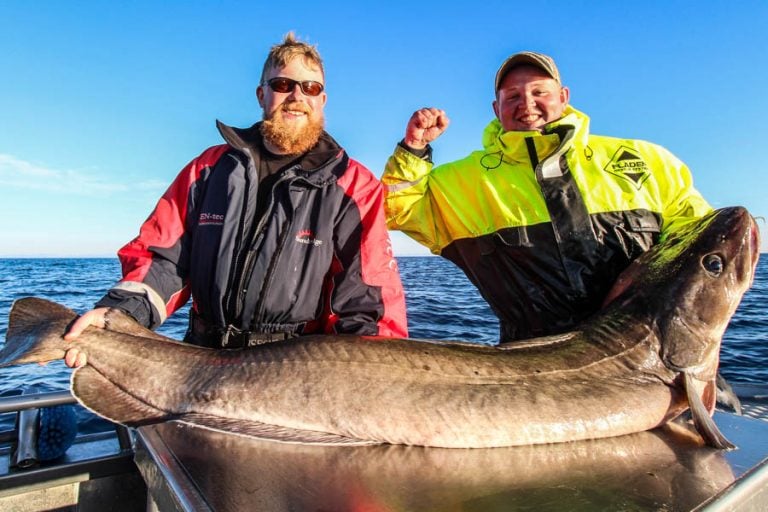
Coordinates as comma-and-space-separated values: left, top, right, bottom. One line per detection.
1, 1, 766, 257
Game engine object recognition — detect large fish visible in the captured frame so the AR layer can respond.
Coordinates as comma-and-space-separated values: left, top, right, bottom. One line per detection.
0, 207, 760, 449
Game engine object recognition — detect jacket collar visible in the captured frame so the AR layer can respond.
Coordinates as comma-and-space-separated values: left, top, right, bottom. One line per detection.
215, 120, 347, 186
481, 106, 590, 164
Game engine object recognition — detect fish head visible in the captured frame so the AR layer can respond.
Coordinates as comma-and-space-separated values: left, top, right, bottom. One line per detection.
602, 207, 758, 448
605, 207, 759, 381
655, 207, 759, 378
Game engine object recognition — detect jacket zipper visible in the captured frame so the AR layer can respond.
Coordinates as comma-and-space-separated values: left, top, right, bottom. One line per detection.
224, 153, 258, 323
251, 217, 292, 323
230, 172, 297, 325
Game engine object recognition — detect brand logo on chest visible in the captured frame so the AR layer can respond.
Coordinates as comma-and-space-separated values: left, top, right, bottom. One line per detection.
295, 229, 323, 247
199, 212, 225, 226
603, 146, 651, 190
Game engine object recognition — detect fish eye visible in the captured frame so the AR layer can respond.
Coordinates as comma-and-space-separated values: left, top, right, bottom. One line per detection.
702, 254, 723, 276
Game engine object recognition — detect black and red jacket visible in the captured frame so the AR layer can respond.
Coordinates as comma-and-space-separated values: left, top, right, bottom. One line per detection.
96, 121, 408, 343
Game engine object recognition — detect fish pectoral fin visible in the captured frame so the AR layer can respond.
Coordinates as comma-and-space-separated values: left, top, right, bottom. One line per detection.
178, 413, 378, 446
716, 372, 743, 415
683, 372, 736, 450
72, 366, 178, 427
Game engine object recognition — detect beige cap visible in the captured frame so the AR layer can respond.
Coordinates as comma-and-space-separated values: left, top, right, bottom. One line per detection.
494, 51, 561, 91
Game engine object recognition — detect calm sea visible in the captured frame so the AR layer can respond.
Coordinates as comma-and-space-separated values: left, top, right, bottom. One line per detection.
1, 257, 766, 432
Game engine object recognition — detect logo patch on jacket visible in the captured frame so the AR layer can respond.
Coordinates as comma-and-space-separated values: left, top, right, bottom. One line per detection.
295, 229, 323, 247
603, 146, 650, 190
199, 212, 225, 226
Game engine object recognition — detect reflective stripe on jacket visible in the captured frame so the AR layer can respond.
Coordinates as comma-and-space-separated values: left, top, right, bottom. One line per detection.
98, 121, 408, 341
382, 106, 711, 341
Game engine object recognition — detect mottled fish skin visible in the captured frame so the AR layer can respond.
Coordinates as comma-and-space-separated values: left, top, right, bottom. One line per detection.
0, 207, 759, 448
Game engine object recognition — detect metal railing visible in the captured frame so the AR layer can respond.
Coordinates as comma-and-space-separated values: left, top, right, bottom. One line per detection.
0, 389, 133, 450
0, 388, 144, 506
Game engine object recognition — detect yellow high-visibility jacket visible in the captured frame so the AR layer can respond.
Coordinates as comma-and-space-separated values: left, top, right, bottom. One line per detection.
382, 106, 712, 341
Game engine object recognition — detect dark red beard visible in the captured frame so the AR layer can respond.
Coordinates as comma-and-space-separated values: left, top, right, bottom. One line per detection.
261, 103, 325, 155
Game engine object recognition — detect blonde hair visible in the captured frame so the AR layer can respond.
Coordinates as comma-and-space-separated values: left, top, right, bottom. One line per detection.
260, 32, 324, 84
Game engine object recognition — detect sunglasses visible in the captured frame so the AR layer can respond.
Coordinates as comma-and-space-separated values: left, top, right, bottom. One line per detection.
265, 77, 324, 97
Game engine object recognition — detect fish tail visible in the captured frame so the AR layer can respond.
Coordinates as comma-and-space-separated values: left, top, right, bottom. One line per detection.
0, 297, 76, 367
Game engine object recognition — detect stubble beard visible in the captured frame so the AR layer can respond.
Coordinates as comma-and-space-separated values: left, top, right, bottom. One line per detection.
260, 102, 325, 155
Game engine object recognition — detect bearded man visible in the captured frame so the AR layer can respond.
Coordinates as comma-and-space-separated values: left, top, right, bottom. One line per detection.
64, 33, 407, 361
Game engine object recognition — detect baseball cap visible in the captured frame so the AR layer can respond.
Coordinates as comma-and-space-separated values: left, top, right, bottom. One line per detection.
494, 51, 561, 91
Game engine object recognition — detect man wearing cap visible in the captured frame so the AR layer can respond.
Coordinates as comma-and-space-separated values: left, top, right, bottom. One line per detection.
381, 51, 711, 342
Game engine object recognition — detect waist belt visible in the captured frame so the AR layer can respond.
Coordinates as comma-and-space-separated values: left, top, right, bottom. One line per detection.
186, 312, 297, 349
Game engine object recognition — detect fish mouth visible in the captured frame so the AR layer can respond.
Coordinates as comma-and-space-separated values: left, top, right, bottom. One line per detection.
730, 207, 760, 283
749, 217, 760, 278
725, 209, 761, 291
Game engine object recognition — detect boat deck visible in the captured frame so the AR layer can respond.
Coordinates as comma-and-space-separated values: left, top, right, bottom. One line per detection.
743, 402, 768, 421
1, 387, 767, 511
133, 410, 768, 512
734, 384, 768, 422
0, 391, 146, 511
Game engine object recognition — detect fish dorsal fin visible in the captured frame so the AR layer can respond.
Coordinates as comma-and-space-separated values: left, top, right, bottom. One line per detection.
103, 308, 176, 343
179, 413, 377, 446
495, 332, 575, 350
683, 372, 736, 450
72, 366, 178, 427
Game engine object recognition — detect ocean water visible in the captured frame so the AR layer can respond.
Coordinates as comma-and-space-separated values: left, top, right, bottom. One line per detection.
1, 257, 766, 432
